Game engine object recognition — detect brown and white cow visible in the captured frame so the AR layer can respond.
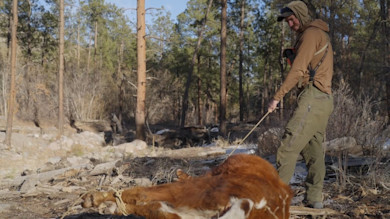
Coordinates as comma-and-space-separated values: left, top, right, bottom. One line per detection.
81, 154, 292, 219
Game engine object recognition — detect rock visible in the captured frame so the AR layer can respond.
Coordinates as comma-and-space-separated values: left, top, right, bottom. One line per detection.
19, 175, 39, 193
89, 160, 120, 176
66, 156, 91, 167
48, 157, 62, 164
108, 140, 148, 155
133, 177, 152, 187
324, 137, 362, 156
0, 202, 11, 214
257, 128, 283, 156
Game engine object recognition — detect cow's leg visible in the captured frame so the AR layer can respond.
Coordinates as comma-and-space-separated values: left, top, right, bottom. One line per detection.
81, 191, 116, 208
81, 187, 166, 209
82, 187, 182, 218
130, 202, 181, 219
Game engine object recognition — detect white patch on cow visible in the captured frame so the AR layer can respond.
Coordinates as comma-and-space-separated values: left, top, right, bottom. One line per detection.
254, 198, 267, 209
159, 202, 218, 219
219, 197, 253, 219
158, 197, 264, 219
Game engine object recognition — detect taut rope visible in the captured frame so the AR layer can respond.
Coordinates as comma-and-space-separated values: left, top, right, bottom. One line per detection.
227, 111, 271, 158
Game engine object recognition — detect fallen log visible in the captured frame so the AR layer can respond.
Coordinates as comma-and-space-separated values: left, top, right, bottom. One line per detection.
154, 146, 226, 158
290, 206, 339, 216
324, 136, 362, 156
0, 163, 92, 190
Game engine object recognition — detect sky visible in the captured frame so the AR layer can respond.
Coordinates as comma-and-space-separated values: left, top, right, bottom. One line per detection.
106, 0, 189, 22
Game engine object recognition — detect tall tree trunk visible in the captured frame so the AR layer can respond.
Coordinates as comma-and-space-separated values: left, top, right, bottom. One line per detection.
262, 59, 268, 116
357, 20, 380, 91
388, 0, 390, 123
87, 32, 92, 74
58, 0, 65, 137
4, 0, 18, 147
77, 19, 80, 71
197, 55, 202, 125
2, 11, 9, 116
94, 21, 98, 67
383, 0, 390, 123
220, 0, 227, 136
2, 63, 7, 117
117, 40, 124, 128
238, 0, 245, 122
136, 0, 146, 140
180, 0, 213, 127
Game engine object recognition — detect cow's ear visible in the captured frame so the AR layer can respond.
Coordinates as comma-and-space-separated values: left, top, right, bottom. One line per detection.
176, 169, 191, 181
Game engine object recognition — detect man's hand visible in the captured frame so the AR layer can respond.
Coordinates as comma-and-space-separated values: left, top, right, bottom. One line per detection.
268, 99, 280, 113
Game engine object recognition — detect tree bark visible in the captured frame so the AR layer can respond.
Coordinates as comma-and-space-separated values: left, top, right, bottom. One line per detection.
197, 55, 202, 125
136, 0, 146, 140
4, 0, 18, 147
220, 0, 227, 136
384, 0, 390, 123
94, 21, 98, 66
117, 41, 124, 127
180, 0, 213, 128
262, 59, 268, 116
87, 32, 92, 74
357, 19, 380, 91
238, 0, 245, 122
58, 0, 65, 137
77, 16, 80, 71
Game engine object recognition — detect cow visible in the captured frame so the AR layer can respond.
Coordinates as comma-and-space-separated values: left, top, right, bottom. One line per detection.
81, 154, 292, 219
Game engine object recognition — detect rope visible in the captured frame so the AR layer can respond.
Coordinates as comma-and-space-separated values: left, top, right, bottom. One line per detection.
60, 112, 272, 218
111, 187, 129, 216
60, 189, 97, 219
227, 111, 271, 157
60, 185, 130, 218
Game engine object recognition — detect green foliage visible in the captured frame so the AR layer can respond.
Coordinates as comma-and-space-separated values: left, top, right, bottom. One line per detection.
0, 0, 387, 127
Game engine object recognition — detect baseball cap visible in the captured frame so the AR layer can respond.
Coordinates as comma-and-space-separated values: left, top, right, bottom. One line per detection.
277, 7, 294, 22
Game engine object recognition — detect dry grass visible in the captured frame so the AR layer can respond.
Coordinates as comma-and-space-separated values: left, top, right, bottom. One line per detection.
327, 81, 387, 151
326, 80, 389, 189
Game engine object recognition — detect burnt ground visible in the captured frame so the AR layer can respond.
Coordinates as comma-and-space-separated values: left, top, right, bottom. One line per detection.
0, 121, 389, 219
1, 155, 389, 219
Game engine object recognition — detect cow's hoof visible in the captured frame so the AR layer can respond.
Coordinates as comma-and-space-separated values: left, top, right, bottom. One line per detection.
81, 192, 106, 208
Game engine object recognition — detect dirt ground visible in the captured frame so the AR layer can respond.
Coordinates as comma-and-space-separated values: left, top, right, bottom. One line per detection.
0, 121, 389, 219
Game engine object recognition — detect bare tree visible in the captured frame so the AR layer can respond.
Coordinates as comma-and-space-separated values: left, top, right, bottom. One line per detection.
220, 0, 227, 136
58, 0, 65, 136
87, 32, 92, 74
197, 55, 202, 125
180, 0, 213, 128
238, 0, 245, 122
4, 0, 18, 147
381, 0, 390, 123
94, 21, 98, 63
136, 0, 146, 140
117, 40, 125, 132
387, 0, 390, 123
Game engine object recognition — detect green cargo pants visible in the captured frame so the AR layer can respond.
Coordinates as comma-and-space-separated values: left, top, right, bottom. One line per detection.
277, 82, 333, 203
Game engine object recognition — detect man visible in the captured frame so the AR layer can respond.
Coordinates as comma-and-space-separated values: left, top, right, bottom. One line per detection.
268, 1, 334, 209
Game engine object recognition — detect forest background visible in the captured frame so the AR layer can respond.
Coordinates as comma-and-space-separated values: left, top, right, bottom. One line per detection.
0, 0, 389, 144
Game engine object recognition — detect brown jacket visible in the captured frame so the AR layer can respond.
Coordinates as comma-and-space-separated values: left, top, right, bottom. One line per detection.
273, 19, 333, 101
